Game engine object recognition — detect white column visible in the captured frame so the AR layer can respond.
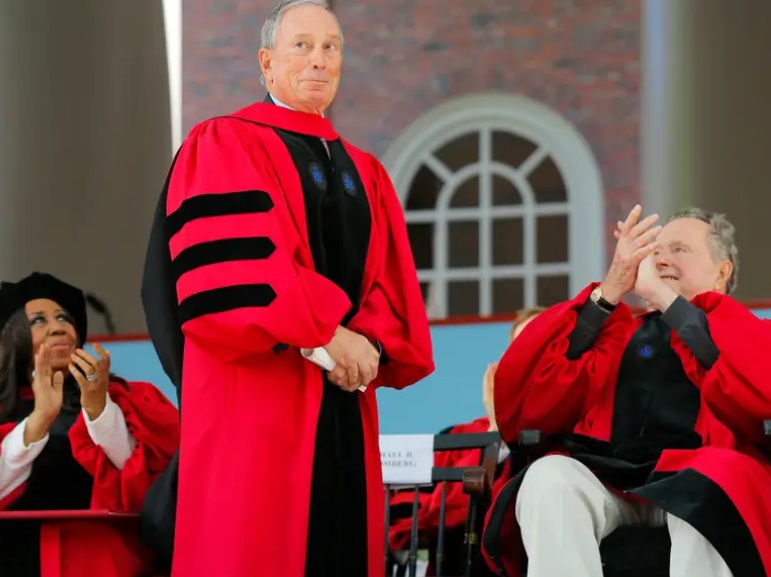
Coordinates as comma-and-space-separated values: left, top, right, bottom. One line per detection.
640, 0, 695, 217
163, 0, 183, 153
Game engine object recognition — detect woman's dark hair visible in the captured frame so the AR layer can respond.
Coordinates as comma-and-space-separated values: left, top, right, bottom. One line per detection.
0, 308, 128, 423
0, 310, 33, 421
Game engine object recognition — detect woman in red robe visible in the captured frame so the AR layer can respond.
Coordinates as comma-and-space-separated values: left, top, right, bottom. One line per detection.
482, 207, 771, 577
0, 272, 180, 577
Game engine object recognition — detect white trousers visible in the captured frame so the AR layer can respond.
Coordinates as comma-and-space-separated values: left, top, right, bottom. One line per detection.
516, 455, 733, 577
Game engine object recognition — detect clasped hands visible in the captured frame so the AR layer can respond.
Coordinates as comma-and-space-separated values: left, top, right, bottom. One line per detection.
601, 204, 679, 312
323, 326, 380, 392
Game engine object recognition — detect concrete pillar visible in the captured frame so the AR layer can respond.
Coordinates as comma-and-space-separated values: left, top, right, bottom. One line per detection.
0, 0, 172, 333
642, 0, 771, 301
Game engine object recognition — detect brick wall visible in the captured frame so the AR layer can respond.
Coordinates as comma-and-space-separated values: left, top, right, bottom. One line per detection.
183, 0, 641, 265
182, 0, 274, 133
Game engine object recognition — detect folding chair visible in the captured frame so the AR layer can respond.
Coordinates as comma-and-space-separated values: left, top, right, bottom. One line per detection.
383, 430, 502, 577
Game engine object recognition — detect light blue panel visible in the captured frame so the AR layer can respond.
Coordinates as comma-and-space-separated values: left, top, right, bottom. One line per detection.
104, 342, 177, 401
102, 307, 771, 435
374, 323, 511, 433
103, 322, 515, 434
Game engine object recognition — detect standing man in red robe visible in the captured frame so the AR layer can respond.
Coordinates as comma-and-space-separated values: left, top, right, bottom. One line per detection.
482, 206, 771, 577
140, 1, 434, 576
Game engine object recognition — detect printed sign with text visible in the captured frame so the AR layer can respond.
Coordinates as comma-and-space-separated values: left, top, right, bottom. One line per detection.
379, 434, 434, 485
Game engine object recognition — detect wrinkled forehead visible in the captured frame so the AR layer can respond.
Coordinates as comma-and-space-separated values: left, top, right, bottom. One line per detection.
658, 217, 711, 248
277, 5, 341, 42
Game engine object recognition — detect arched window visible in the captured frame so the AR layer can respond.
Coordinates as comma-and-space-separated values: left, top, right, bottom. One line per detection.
382, 93, 605, 319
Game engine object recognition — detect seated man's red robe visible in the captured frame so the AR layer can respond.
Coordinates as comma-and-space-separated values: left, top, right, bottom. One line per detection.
481, 284, 771, 577
0, 380, 180, 577
148, 102, 434, 577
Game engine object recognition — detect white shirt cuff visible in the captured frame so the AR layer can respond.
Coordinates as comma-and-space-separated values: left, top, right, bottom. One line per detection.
84, 394, 136, 470
0, 419, 48, 501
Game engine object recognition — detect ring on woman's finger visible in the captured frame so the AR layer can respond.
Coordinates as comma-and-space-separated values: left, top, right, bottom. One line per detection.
86, 372, 98, 382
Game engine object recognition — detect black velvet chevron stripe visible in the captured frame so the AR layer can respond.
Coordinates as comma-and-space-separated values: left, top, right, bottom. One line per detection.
179, 284, 277, 323
166, 190, 274, 237
171, 237, 276, 282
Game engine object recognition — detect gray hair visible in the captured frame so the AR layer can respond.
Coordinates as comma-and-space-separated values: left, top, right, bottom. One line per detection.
260, 0, 342, 49
668, 207, 739, 294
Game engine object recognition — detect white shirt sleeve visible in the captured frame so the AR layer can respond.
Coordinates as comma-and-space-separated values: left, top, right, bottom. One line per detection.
84, 394, 136, 470
0, 419, 49, 501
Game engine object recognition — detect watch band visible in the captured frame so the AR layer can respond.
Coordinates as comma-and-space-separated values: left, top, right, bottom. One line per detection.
591, 287, 617, 313
594, 295, 616, 313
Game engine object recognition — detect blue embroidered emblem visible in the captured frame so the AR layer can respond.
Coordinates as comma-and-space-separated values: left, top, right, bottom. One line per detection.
341, 171, 356, 196
308, 162, 326, 190
638, 344, 653, 359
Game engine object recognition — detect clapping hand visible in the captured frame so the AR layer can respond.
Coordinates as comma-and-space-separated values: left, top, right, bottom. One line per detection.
69, 343, 111, 420
601, 205, 662, 304
612, 217, 679, 312
24, 343, 64, 445
634, 252, 678, 312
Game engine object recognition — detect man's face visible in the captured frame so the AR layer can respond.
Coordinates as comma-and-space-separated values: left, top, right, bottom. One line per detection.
258, 5, 343, 115
654, 217, 732, 300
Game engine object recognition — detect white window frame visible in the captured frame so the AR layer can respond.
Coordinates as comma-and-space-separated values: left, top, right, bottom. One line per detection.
381, 92, 606, 318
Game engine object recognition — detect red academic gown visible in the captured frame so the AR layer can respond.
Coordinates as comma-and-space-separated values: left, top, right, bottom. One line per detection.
0, 381, 180, 577
161, 102, 433, 577
481, 284, 771, 577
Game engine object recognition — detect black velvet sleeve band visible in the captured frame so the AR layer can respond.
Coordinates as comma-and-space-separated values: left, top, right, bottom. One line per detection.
566, 299, 612, 360
661, 296, 720, 369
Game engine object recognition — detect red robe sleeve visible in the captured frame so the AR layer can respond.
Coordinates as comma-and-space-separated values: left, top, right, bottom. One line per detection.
493, 284, 634, 443
167, 118, 353, 361
671, 292, 771, 442
0, 422, 27, 510
69, 381, 180, 512
346, 156, 434, 389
